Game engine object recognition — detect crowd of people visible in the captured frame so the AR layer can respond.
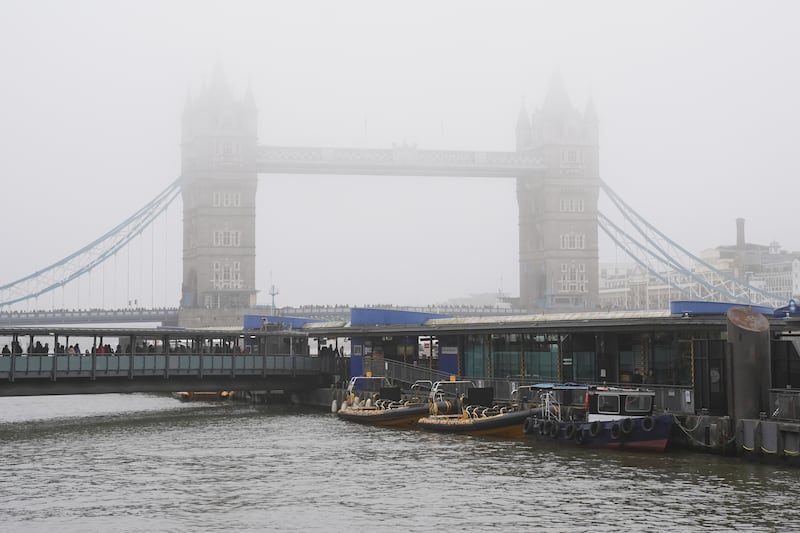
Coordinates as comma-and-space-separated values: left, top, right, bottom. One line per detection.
1, 340, 118, 356
1, 340, 253, 356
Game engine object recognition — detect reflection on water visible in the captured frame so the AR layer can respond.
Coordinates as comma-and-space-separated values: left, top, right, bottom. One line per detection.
1, 394, 799, 532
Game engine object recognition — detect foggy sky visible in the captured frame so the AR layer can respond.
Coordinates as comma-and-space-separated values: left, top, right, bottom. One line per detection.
1, 1, 799, 310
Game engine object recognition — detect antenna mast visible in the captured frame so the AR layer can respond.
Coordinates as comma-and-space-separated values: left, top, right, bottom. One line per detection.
269, 284, 279, 312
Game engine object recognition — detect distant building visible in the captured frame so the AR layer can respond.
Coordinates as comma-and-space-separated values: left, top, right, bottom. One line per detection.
598, 218, 800, 310
701, 218, 800, 302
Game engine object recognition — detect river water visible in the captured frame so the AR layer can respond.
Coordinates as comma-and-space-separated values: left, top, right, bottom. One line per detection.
1, 394, 798, 532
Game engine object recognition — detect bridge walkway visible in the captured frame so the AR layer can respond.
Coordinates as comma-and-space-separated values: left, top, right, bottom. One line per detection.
0, 352, 330, 396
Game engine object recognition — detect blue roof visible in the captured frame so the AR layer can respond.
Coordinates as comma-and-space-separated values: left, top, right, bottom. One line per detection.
670, 300, 774, 316
774, 299, 799, 318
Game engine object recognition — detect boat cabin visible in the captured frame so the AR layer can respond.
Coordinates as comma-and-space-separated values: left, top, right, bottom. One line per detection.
587, 387, 656, 422
512, 383, 588, 410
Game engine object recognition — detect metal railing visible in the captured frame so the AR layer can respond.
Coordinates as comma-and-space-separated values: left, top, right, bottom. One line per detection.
380, 359, 451, 388
770, 388, 800, 420
0, 352, 320, 382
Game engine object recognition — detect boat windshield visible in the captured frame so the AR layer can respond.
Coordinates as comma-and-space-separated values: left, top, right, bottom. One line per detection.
597, 394, 620, 414
430, 380, 475, 400
346, 376, 391, 394
594, 390, 654, 415
410, 380, 433, 393
624, 394, 652, 413
512, 384, 587, 406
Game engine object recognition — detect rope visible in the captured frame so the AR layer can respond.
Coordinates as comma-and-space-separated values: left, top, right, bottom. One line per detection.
672, 414, 738, 448
674, 413, 705, 432
690, 337, 695, 389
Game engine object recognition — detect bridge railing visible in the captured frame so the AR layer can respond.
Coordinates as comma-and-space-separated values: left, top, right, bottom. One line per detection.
0, 353, 322, 381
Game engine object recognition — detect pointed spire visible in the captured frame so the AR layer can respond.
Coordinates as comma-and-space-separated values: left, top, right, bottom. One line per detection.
515, 99, 532, 151
517, 99, 530, 126
208, 60, 232, 102
244, 77, 257, 111
182, 86, 193, 117
542, 68, 572, 117
584, 90, 598, 123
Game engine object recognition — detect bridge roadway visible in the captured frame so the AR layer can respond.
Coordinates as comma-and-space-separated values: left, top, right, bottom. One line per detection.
0, 326, 330, 396
256, 144, 546, 177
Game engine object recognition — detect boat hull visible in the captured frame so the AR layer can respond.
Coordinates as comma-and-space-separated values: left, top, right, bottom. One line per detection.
336, 403, 430, 428
417, 409, 532, 439
523, 414, 674, 452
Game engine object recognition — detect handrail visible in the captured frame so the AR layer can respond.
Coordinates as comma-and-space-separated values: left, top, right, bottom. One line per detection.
381, 359, 451, 387
0, 353, 322, 383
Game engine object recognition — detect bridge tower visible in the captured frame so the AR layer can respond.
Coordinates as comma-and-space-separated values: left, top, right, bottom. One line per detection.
179, 65, 259, 319
516, 72, 600, 310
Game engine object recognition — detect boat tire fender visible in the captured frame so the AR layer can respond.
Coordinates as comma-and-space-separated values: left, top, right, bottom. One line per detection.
548, 421, 559, 438
564, 423, 576, 440
610, 422, 622, 440
621, 417, 634, 435
574, 428, 585, 445
589, 421, 601, 438
641, 416, 655, 432
541, 420, 552, 436
523, 417, 535, 435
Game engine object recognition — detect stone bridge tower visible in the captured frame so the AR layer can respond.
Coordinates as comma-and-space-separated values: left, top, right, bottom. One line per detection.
516, 72, 600, 311
179, 65, 259, 321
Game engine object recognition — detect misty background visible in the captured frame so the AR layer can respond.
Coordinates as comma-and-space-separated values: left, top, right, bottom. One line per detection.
1, 1, 799, 310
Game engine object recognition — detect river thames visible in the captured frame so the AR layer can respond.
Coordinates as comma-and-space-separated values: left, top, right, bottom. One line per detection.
1, 394, 799, 532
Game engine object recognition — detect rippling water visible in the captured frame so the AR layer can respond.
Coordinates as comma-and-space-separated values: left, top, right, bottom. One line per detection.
1, 394, 799, 532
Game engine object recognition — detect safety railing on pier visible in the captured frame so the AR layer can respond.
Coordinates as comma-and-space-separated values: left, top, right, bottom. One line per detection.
375, 359, 452, 387
770, 388, 800, 420
0, 353, 322, 382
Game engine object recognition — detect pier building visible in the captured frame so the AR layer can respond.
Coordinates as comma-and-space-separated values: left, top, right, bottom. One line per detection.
257, 303, 800, 459
2, 302, 800, 460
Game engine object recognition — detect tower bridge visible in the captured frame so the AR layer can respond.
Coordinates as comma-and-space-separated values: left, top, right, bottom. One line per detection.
0, 67, 786, 326
180, 67, 600, 324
